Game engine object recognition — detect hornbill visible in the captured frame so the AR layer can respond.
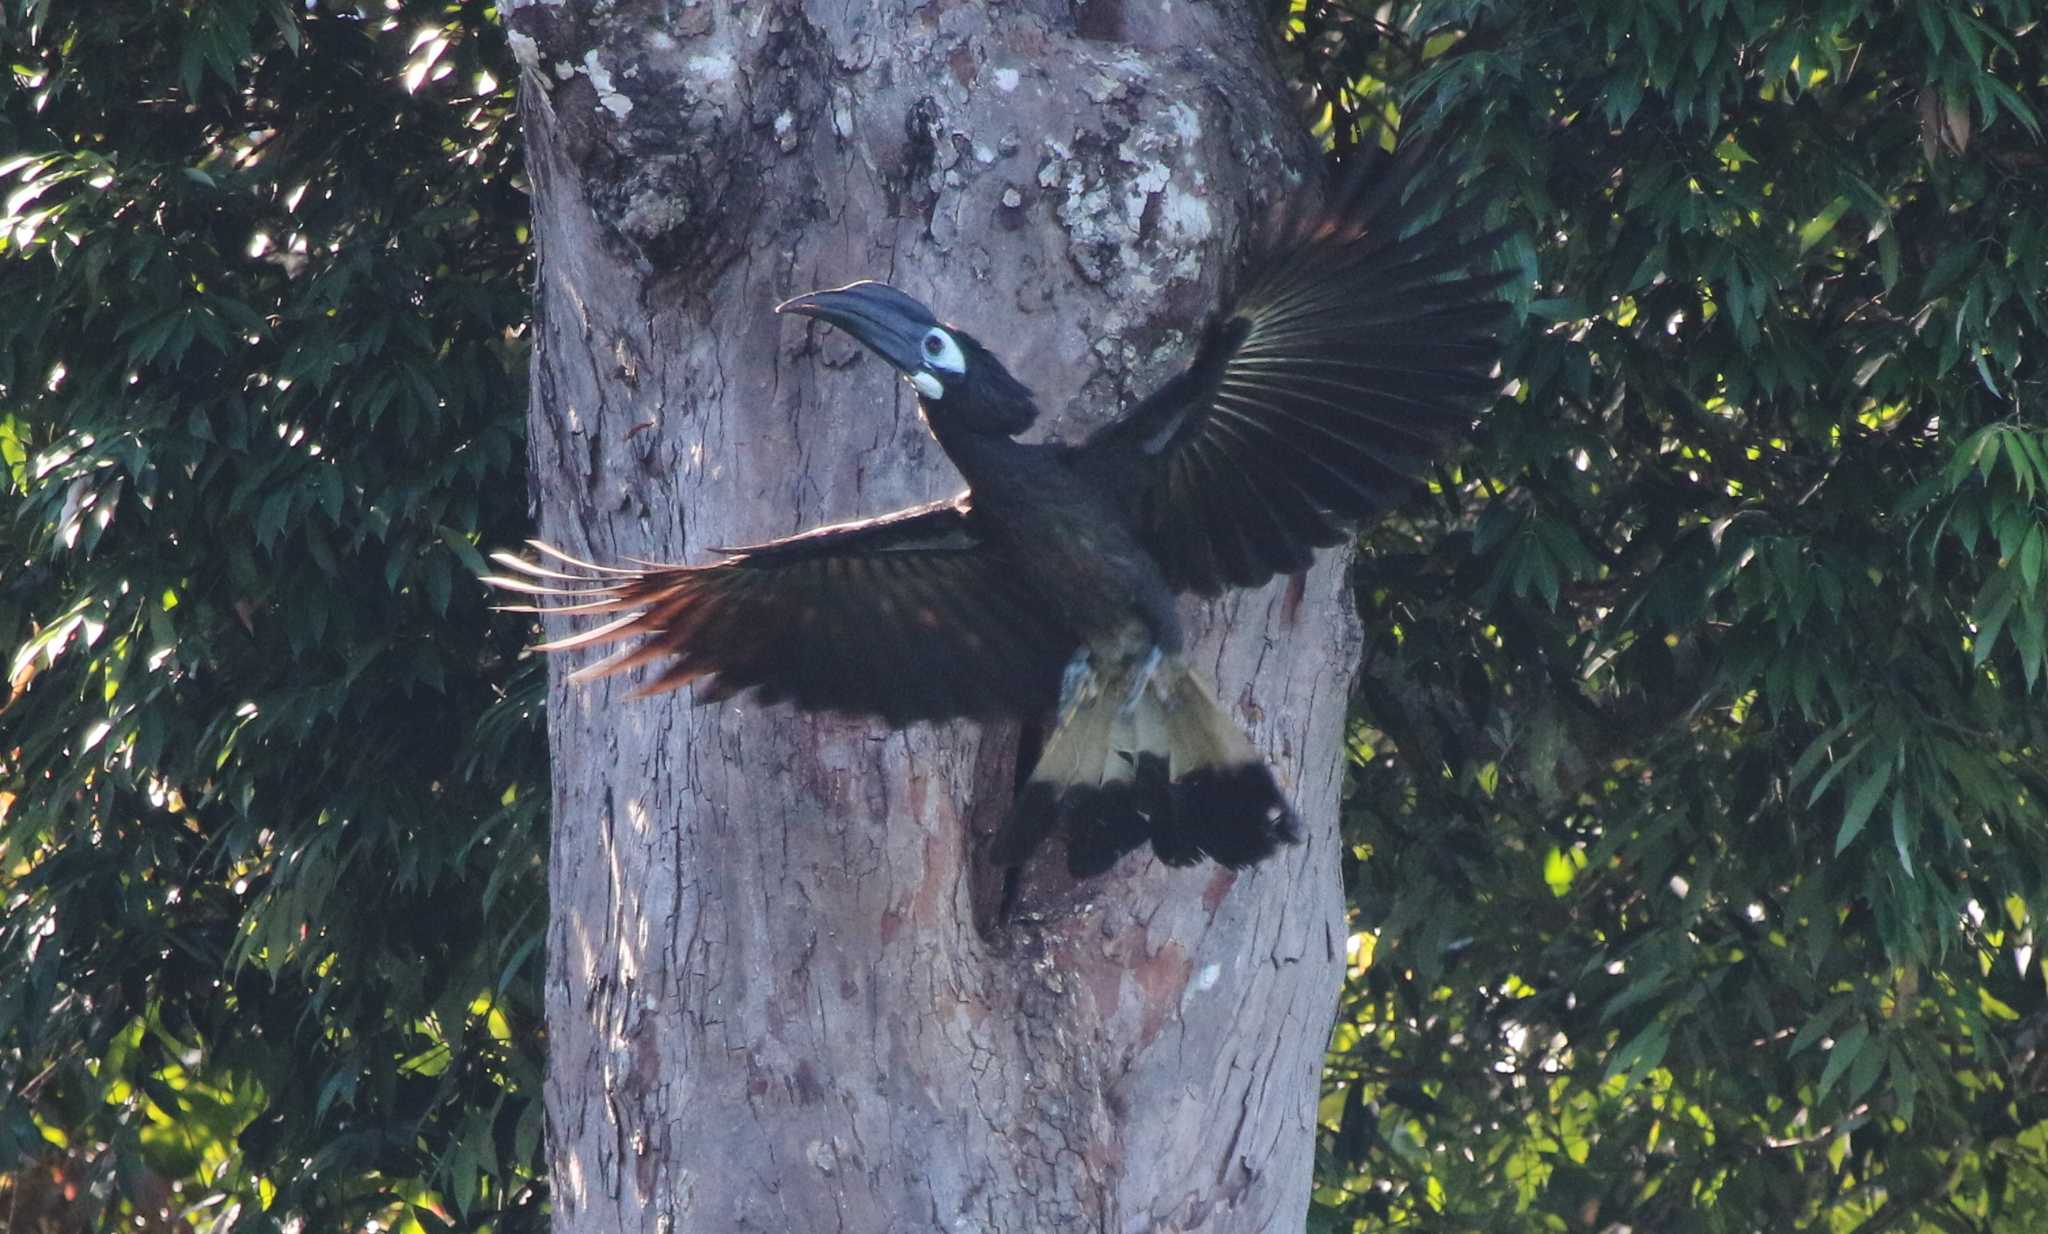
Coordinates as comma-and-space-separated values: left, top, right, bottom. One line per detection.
489, 143, 1508, 877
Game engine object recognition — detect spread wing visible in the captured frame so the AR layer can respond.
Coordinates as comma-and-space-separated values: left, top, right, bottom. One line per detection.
1075, 141, 1512, 596
487, 497, 1074, 725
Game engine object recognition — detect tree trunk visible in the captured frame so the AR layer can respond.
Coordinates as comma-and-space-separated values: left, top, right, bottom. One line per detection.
498, 3, 1352, 1230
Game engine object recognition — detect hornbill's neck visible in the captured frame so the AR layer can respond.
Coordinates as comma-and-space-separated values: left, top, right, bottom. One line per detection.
773, 277, 1055, 506
920, 403, 1043, 495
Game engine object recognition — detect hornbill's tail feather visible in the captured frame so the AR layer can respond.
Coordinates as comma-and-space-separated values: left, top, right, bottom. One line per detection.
994, 656, 1301, 875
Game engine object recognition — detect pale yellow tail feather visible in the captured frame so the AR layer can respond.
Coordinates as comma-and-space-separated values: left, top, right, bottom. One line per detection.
998, 655, 1299, 874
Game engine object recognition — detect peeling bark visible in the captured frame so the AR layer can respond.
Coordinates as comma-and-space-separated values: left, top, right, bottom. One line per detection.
501, 2, 1351, 1230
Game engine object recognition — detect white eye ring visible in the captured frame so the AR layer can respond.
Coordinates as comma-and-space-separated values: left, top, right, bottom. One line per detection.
921, 328, 966, 375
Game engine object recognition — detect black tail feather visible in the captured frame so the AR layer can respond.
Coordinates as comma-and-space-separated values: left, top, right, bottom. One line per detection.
993, 660, 1302, 876
1165, 763, 1300, 868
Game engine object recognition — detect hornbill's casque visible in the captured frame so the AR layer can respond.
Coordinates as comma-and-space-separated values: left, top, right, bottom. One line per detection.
490, 143, 1508, 877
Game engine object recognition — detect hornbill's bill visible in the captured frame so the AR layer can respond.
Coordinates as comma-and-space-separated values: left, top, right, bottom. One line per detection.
489, 143, 1509, 877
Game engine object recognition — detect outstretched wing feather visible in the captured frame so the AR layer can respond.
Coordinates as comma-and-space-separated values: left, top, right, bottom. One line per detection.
1076, 140, 1511, 596
485, 498, 1072, 722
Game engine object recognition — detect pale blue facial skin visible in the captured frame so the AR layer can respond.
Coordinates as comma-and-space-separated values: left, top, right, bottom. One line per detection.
908, 327, 966, 398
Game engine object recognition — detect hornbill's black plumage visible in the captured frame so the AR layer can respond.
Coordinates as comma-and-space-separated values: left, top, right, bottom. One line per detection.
489, 143, 1509, 877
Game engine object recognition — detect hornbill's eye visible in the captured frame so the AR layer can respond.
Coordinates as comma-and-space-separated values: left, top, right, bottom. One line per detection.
918, 328, 966, 376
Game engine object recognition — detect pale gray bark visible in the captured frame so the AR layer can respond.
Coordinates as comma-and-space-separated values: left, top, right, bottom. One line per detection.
500, 2, 1352, 1230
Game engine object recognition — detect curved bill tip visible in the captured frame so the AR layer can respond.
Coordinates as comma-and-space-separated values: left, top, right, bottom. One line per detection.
772, 290, 831, 318
774, 279, 923, 317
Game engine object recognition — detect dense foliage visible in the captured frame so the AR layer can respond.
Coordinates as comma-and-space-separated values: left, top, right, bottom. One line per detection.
0, 3, 544, 1231
1306, 2, 2048, 1231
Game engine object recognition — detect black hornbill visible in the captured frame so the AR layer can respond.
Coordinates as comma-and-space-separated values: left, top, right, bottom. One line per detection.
490, 144, 1508, 877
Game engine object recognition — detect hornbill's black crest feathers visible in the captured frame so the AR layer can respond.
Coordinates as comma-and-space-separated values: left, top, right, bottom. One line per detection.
488, 140, 1509, 879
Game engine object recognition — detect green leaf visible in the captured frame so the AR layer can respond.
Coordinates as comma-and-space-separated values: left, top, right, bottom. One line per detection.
2011, 594, 2046, 689
1805, 735, 1874, 806
1603, 1021, 1672, 1086
2009, 435, 2041, 499
424, 551, 452, 617
437, 524, 491, 578
1835, 758, 1893, 855
1817, 1020, 1870, 1104
1796, 195, 1851, 254
1846, 1031, 1887, 1104
1975, 352, 2004, 399
1534, 517, 1601, 579
1472, 501, 1524, 555
1788, 707, 1870, 787
1979, 73, 2041, 139
1790, 997, 1852, 1056
1543, 846, 1576, 897
1972, 567, 2019, 667
253, 485, 294, 550
1889, 787, 1915, 876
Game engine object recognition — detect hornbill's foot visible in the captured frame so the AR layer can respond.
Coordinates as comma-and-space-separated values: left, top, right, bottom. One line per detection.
1057, 649, 1094, 721
1120, 644, 1164, 715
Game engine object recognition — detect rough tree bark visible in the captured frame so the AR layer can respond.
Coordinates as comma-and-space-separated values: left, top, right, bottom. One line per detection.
499, 2, 1354, 1230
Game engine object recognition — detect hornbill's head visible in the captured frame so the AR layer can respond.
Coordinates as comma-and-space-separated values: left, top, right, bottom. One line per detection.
777, 281, 1038, 437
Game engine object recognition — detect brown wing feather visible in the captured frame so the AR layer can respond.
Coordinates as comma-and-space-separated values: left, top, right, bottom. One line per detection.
487, 498, 1073, 725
